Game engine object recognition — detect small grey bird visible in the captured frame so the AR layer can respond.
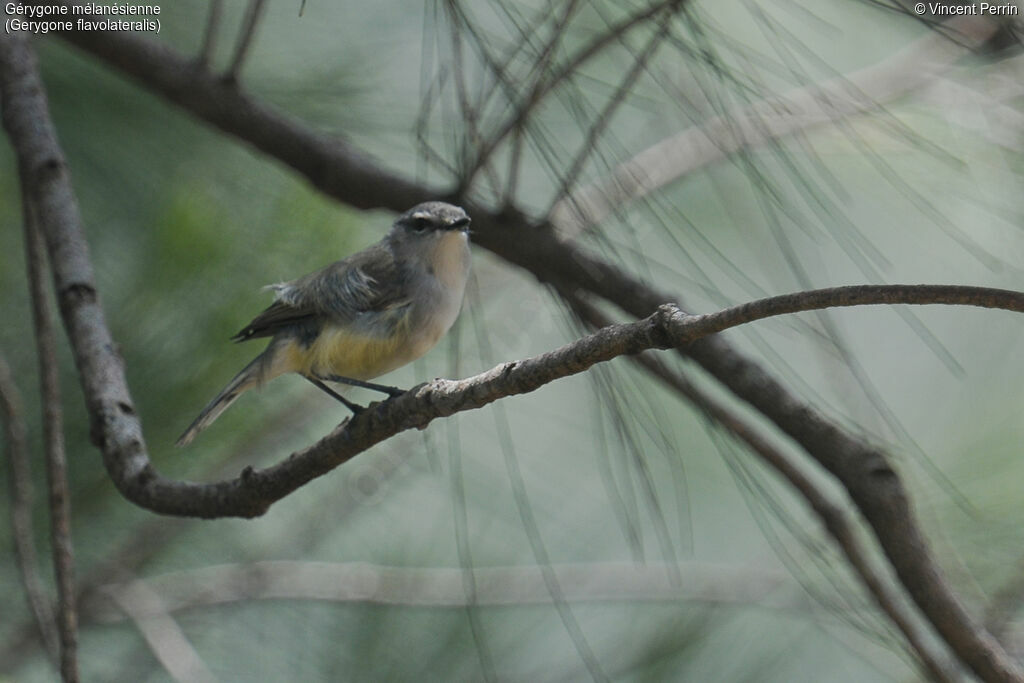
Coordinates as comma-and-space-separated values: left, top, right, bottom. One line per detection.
176, 201, 471, 446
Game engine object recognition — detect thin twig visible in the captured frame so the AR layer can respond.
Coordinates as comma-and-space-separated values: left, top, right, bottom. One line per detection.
566, 293, 963, 683
90, 560, 802, 614
664, 284, 1024, 340
0, 352, 60, 665
224, 0, 267, 84
463, 0, 687, 187
442, 0, 503, 197
545, 1, 679, 218
548, 15, 1000, 236
107, 579, 216, 683
465, 288, 609, 683
21, 153, 78, 683
196, 0, 223, 70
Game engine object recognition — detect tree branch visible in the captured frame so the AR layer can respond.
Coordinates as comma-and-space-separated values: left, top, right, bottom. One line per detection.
106, 579, 216, 683
89, 560, 802, 613
20, 148, 79, 683
196, 0, 223, 70
0, 352, 60, 666
223, 0, 266, 84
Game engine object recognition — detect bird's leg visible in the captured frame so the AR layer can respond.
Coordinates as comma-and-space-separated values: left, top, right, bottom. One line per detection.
305, 376, 364, 414
318, 374, 405, 398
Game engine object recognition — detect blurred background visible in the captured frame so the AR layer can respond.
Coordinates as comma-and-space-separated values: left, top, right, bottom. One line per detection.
3, 1, 1024, 680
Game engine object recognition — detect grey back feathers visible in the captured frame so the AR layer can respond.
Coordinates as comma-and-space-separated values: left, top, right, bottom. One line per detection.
232, 202, 470, 343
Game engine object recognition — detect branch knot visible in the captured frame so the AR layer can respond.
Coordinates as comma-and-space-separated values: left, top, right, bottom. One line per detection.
651, 303, 688, 348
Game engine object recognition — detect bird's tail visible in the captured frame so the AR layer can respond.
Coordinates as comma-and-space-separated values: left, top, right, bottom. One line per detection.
176, 354, 267, 447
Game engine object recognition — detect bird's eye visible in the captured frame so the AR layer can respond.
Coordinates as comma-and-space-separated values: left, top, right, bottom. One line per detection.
412, 217, 431, 232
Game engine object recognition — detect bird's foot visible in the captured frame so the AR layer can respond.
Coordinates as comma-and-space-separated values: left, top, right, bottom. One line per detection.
305, 377, 365, 414
319, 374, 406, 398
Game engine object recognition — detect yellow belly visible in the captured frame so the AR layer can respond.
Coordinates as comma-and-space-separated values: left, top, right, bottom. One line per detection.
278, 324, 413, 381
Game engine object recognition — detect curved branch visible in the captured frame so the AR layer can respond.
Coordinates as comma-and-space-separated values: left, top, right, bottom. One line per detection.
670, 284, 1024, 338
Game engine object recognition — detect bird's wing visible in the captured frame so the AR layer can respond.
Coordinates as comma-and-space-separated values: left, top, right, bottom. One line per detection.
231, 242, 410, 343
230, 299, 316, 342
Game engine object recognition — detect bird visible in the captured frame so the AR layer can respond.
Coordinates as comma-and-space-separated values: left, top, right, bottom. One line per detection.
176, 201, 472, 446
